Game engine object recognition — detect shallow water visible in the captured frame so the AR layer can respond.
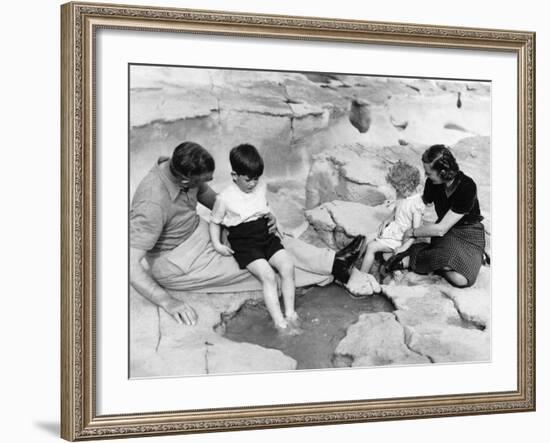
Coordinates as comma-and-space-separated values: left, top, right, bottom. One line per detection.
222, 284, 395, 370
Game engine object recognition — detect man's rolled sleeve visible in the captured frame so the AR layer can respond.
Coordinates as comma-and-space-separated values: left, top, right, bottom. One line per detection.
130, 200, 165, 251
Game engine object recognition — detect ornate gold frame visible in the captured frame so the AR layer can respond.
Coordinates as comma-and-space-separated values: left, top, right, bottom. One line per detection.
61, 2, 536, 440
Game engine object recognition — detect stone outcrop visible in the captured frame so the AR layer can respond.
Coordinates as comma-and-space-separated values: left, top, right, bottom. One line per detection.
130, 288, 296, 378
303, 136, 491, 254
305, 143, 408, 209
131, 69, 347, 134
381, 266, 491, 364
305, 136, 490, 211
129, 69, 355, 196
349, 99, 372, 133
332, 266, 491, 368
130, 87, 219, 127
305, 200, 393, 249
334, 312, 431, 366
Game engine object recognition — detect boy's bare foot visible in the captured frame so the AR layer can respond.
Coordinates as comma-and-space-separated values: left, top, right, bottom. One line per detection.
275, 321, 303, 336
285, 311, 301, 328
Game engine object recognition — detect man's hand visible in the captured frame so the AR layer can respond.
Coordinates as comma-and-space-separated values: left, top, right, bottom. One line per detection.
161, 298, 199, 326
265, 213, 278, 235
214, 244, 234, 256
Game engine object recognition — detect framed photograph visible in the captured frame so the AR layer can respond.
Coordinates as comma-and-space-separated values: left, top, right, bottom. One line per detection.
61, 1, 535, 440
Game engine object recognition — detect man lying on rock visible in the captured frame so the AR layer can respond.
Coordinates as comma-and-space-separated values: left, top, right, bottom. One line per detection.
130, 141, 377, 326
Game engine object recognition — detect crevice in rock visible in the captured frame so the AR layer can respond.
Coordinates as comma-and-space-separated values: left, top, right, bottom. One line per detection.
285, 98, 302, 105
280, 83, 297, 142
379, 290, 398, 311
230, 108, 292, 118
204, 341, 213, 374
212, 298, 261, 335
214, 98, 222, 125
132, 114, 214, 130
391, 312, 434, 363
331, 353, 354, 368
208, 72, 215, 94
155, 307, 162, 353
440, 291, 486, 331
131, 86, 163, 92
208, 73, 223, 125
444, 122, 468, 132
212, 298, 300, 366
341, 176, 379, 186
405, 84, 421, 93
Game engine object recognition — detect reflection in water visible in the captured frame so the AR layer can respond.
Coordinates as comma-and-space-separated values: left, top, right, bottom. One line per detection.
222, 284, 394, 370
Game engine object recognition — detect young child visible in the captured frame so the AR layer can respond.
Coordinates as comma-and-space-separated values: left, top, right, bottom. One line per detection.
209, 144, 300, 334
359, 160, 425, 276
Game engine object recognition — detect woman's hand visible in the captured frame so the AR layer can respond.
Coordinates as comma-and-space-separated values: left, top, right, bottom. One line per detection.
402, 228, 414, 241
160, 298, 198, 326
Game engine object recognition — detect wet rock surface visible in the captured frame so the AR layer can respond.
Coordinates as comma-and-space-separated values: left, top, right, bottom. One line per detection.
335, 312, 431, 367
130, 287, 296, 378
331, 267, 491, 368
223, 286, 394, 370
131, 264, 490, 376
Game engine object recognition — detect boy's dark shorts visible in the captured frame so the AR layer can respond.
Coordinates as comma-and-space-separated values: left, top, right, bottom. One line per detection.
227, 217, 284, 269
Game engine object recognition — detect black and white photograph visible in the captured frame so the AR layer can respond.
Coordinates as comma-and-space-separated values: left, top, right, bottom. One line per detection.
129, 64, 492, 378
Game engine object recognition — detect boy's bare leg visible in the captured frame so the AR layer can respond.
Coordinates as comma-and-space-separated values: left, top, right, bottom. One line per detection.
269, 250, 298, 324
246, 259, 288, 329
360, 239, 393, 274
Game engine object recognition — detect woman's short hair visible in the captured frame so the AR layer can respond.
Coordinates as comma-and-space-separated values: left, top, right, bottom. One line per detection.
386, 160, 421, 196
421, 144, 459, 181
171, 141, 215, 177
229, 144, 264, 178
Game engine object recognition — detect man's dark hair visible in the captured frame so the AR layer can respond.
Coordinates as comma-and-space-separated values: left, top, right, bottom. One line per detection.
422, 144, 459, 181
229, 144, 264, 178
170, 141, 215, 177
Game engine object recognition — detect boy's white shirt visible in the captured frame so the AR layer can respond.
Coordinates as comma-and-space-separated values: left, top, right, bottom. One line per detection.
210, 180, 270, 227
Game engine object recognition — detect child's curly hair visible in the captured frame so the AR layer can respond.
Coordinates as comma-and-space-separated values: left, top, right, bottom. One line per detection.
385, 160, 421, 196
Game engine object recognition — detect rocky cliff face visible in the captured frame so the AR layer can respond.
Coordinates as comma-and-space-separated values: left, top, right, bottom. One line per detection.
304, 137, 491, 250
130, 67, 490, 198
130, 67, 350, 195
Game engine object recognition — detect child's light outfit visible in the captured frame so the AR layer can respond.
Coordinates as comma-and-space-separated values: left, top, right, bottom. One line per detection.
210, 180, 283, 269
377, 194, 425, 250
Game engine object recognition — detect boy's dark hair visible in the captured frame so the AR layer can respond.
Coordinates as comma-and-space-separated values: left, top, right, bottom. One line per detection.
229, 144, 264, 178
421, 144, 459, 181
170, 141, 215, 177
386, 160, 421, 196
